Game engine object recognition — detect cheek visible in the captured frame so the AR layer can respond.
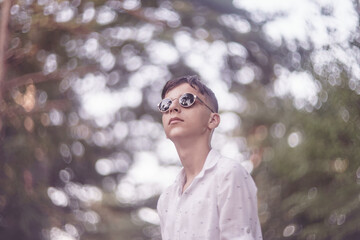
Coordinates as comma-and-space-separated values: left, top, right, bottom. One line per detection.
161, 115, 167, 128
194, 110, 210, 124
187, 112, 209, 130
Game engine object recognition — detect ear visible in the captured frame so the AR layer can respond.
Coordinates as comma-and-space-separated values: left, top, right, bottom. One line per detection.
208, 113, 220, 130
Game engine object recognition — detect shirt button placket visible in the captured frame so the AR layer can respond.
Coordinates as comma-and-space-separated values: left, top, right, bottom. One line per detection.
174, 193, 185, 240
175, 209, 181, 240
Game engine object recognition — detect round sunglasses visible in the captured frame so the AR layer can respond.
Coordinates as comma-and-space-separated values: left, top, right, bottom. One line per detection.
158, 93, 215, 113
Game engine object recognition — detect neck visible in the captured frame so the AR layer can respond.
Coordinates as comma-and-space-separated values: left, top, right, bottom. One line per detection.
173, 136, 212, 180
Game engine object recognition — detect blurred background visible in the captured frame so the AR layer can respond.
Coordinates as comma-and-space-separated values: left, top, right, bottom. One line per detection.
1, 0, 360, 239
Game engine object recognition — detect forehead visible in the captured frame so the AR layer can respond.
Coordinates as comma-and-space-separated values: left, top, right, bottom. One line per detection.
164, 83, 201, 99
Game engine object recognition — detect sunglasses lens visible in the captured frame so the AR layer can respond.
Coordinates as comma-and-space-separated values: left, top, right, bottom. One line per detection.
179, 93, 195, 107
158, 98, 172, 112
158, 93, 196, 112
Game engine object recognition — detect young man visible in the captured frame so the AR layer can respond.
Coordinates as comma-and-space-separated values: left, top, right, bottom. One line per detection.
157, 75, 262, 240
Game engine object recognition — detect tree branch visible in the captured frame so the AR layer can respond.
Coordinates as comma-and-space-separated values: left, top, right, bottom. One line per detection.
4, 99, 73, 116
111, 3, 166, 27
123, 8, 166, 26
3, 65, 97, 90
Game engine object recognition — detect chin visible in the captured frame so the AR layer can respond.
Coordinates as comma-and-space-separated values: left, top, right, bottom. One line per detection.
166, 129, 196, 141
166, 132, 183, 141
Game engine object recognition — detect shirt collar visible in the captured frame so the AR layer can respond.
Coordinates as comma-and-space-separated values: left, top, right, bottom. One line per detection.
174, 148, 220, 187
195, 148, 219, 179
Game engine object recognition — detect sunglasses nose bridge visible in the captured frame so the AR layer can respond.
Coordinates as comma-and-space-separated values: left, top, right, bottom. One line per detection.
168, 98, 181, 112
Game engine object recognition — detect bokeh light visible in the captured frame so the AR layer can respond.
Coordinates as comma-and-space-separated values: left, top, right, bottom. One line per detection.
3, 0, 360, 239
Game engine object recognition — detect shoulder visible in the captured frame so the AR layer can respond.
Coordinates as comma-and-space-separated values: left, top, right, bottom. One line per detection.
158, 182, 176, 202
157, 184, 172, 214
215, 155, 250, 178
214, 154, 257, 191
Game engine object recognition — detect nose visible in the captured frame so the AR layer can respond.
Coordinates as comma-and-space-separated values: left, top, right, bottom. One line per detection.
168, 99, 180, 113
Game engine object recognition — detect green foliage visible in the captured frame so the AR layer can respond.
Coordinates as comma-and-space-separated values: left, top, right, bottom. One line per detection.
0, 0, 359, 239
252, 80, 360, 239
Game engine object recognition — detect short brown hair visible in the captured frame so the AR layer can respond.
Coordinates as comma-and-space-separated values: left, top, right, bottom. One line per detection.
161, 75, 219, 113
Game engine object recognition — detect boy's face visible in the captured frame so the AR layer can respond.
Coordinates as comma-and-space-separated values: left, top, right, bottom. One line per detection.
161, 83, 215, 141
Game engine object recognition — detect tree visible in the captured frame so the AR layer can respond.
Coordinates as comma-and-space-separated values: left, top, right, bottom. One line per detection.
1, 0, 359, 239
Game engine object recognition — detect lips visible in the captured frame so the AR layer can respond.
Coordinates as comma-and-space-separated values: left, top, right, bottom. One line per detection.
169, 117, 184, 125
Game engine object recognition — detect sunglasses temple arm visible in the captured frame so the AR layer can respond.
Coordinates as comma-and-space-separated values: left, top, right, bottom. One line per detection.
196, 96, 215, 113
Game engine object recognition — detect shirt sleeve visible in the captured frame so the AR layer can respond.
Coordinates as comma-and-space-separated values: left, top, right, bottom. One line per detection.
217, 162, 261, 240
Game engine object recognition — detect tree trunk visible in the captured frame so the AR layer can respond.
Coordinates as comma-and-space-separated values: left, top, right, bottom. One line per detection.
0, 0, 11, 100
0, 0, 12, 139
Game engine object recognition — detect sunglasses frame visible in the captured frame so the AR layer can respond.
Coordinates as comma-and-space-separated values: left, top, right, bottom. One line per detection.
158, 92, 215, 113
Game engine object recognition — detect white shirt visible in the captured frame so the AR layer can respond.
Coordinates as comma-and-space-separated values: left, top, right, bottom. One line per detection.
157, 149, 263, 240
